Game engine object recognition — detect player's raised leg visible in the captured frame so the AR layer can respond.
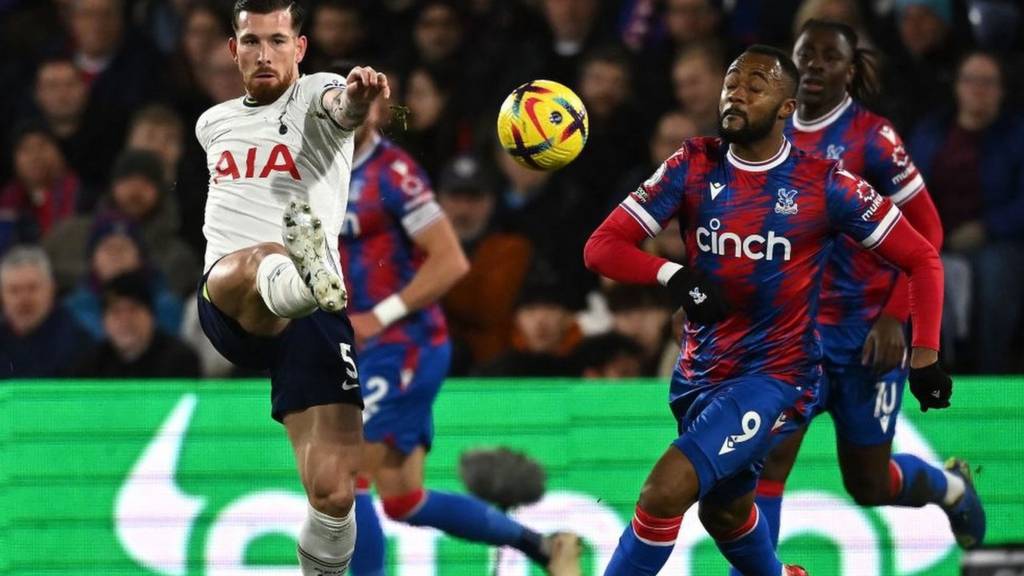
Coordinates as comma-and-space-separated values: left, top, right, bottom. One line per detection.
285, 403, 364, 575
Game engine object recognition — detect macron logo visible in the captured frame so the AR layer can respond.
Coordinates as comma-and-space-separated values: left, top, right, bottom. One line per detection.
710, 182, 725, 200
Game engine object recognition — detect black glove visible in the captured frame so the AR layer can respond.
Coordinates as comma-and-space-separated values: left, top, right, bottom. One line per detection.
908, 362, 953, 412
666, 266, 729, 325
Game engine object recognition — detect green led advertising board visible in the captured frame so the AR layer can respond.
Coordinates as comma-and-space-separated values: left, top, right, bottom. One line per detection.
1, 378, 1021, 575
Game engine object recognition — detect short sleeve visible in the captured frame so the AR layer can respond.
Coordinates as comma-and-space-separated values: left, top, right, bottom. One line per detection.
380, 156, 443, 237
619, 145, 690, 237
826, 166, 902, 250
195, 113, 210, 151
864, 121, 925, 206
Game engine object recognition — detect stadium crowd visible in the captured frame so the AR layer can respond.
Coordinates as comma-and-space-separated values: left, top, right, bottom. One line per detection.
1, 0, 1022, 379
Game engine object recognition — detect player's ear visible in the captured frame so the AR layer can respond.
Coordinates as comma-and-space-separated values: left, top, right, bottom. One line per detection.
295, 35, 307, 64
228, 37, 238, 61
778, 97, 797, 120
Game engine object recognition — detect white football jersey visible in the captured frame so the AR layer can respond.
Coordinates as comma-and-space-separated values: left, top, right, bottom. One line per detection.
196, 72, 353, 274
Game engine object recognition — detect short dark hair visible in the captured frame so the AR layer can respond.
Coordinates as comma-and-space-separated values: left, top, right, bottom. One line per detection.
743, 44, 800, 97
232, 0, 306, 33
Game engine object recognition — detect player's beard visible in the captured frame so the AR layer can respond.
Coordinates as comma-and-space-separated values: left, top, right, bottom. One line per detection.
245, 67, 295, 105
718, 103, 780, 145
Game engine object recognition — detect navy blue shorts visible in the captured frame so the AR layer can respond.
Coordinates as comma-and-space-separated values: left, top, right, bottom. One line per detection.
670, 374, 812, 502
196, 276, 363, 422
816, 324, 908, 446
360, 341, 451, 454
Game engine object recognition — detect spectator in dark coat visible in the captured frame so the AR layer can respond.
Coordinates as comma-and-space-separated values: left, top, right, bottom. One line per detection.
909, 51, 1024, 372
73, 271, 199, 378
0, 245, 91, 378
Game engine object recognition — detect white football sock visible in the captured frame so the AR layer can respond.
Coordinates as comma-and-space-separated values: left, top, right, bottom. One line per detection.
256, 253, 317, 318
942, 471, 966, 507
297, 502, 356, 576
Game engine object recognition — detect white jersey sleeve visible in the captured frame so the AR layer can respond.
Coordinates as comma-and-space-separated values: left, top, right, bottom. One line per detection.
198, 74, 355, 274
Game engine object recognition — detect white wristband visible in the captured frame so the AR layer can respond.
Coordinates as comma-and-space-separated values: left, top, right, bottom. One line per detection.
657, 262, 683, 286
372, 294, 409, 327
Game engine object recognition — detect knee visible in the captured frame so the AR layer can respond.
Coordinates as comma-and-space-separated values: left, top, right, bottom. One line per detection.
843, 475, 890, 507
697, 503, 750, 539
308, 479, 356, 518
207, 244, 283, 294
638, 480, 689, 519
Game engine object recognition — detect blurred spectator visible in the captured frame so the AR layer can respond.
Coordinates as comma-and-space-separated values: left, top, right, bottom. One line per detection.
394, 64, 467, 180
439, 155, 533, 373
31, 56, 118, 198
305, 0, 370, 73
574, 331, 645, 378
124, 104, 210, 255
1, 123, 83, 253
505, 0, 609, 87
73, 270, 199, 378
133, 0, 192, 55
0, 245, 91, 378
619, 110, 699, 199
199, 44, 246, 105
478, 270, 582, 376
605, 283, 675, 375
887, 0, 963, 129
70, 0, 164, 107
170, 2, 229, 114
571, 45, 646, 210
638, 0, 732, 80
44, 149, 199, 297
412, 0, 465, 67
126, 104, 184, 183
32, 57, 88, 144
63, 218, 183, 339
671, 43, 726, 135
493, 142, 594, 306
909, 51, 1024, 373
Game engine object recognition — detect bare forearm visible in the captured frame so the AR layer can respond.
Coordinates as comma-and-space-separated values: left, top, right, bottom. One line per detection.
329, 91, 370, 131
401, 249, 469, 311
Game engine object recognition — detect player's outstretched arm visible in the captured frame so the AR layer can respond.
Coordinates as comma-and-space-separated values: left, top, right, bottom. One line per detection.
349, 216, 469, 342
323, 66, 390, 132
584, 208, 728, 324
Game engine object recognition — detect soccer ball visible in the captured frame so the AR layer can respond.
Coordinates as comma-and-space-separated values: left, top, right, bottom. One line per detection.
496, 80, 589, 171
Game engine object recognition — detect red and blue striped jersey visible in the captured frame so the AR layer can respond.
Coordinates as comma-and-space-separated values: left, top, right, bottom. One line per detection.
785, 95, 925, 327
623, 137, 901, 387
338, 136, 448, 347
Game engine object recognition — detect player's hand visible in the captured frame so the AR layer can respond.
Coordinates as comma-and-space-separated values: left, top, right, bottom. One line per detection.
861, 314, 906, 374
345, 66, 390, 105
908, 350, 952, 412
349, 311, 384, 347
666, 266, 728, 325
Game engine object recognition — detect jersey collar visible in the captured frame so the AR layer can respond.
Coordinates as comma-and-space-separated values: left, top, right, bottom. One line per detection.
352, 133, 382, 170
793, 93, 853, 131
726, 138, 792, 172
